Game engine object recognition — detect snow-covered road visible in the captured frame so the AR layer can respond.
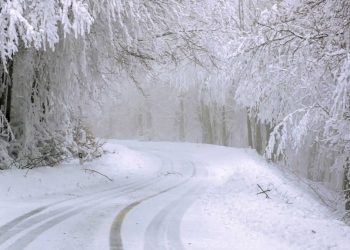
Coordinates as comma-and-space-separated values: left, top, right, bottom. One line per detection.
1, 141, 350, 250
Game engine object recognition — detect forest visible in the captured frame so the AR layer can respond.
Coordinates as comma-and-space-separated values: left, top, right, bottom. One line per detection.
0, 0, 349, 213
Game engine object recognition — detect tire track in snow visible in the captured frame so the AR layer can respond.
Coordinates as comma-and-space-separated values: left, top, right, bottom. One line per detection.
0, 179, 141, 236
0, 178, 161, 250
0, 206, 48, 235
0, 180, 140, 243
109, 163, 196, 250
143, 183, 205, 250
0, 154, 172, 249
2, 178, 162, 250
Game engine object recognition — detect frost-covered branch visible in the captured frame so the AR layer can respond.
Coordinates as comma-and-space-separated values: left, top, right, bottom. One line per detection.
0, 110, 14, 142
0, 0, 93, 64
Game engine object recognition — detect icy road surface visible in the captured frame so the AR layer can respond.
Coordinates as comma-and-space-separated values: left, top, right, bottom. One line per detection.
1, 140, 350, 250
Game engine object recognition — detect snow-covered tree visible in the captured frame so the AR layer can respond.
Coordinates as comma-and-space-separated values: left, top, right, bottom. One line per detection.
0, 0, 241, 169
233, 0, 350, 210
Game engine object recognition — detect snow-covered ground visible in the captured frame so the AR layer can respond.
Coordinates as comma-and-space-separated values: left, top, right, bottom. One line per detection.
0, 140, 349, 250
0, 142, 161, 225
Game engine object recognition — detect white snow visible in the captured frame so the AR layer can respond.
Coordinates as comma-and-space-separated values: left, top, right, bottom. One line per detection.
178, 145, 350, 250
1, 140, 350, 250
0, 142, 161, 225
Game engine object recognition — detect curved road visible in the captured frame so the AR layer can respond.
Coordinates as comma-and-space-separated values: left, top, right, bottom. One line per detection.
0, 146, 207, 250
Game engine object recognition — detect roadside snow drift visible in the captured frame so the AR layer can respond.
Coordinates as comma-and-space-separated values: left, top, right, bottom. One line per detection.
0, 142, 161, 225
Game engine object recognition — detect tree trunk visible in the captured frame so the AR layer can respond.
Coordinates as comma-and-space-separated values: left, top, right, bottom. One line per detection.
0, 60, 14, 141
1, 60, 13, 120
5, 60, 13, 123
255, 120, 263, 154
178, 97, 185, 141
247, 110, 253, 148
265, 123, 272, 145
221, 105, 229, 146
344, 157, 350, 211
200, 99, 214, 144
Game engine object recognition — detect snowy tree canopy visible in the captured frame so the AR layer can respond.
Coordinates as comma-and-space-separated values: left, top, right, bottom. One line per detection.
230, 0, 350, 207
0, 0, 93, 64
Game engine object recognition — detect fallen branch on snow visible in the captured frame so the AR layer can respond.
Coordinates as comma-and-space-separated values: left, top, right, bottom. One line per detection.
257, 184, 271, 199
163, 171, 183, 176
83, 168, 113, 182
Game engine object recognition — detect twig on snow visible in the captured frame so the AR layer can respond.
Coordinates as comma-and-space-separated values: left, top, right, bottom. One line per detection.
257, 184, 271, 199
164, 171, 183, 176
83, 168, 113, 182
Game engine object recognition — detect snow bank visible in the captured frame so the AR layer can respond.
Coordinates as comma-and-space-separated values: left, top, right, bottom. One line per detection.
180, 145, 350, 250
0, 141, 161, 202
